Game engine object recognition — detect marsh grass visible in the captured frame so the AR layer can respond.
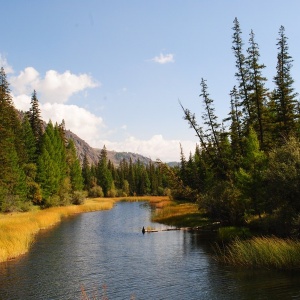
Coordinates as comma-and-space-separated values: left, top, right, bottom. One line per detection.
216, 236, 300, 270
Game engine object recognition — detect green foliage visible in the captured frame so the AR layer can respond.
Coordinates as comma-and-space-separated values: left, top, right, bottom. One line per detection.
264, 137, 300, 216
218, 226, 251, 242
88, 185, 104, 198
71, 191, 88, 205
178, 19, 300, 234
66, 139, 84, 192
96, 146, 113, 196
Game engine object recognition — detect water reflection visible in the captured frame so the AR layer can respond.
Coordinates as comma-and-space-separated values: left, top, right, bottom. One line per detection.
0, 202, 299, 299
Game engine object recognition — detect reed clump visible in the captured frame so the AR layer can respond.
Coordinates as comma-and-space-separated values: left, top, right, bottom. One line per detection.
216, 236, 300, 270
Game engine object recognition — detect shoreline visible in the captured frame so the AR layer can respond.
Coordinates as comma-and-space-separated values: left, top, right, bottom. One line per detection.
0, 196, 169, 263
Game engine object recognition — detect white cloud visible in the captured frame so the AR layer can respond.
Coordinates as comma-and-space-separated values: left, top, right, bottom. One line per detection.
13, 93, 31, 111
9, 62, 196, 162
100, 135, 197, 162
40, 103, 105, 144
12, 94, 105, 145
151, 53, 174, 64
0, 54, 14, 74
10, 67, 99, 103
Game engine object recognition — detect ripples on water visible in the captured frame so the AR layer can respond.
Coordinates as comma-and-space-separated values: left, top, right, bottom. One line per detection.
0, 202, 300, 299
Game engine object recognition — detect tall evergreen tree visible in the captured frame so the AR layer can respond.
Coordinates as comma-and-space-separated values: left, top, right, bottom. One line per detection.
232, 18, 251, 119
228, 86, 243, 161
246, 30, 268, 149
66, 139, 83, 192
200, 78, 221, 154
272, 25, 298, 139
82, 153, 92, 191
96, 146, 113, 196
28, 90, 43, 149
36, 122, 68, 203
0, 67, 27, 210
21, 115, 37, 164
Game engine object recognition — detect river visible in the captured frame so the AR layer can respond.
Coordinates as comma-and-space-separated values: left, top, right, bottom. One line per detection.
0, 201, 300, 299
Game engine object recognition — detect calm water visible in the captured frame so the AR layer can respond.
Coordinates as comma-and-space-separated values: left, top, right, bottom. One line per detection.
0, 201, 300, 300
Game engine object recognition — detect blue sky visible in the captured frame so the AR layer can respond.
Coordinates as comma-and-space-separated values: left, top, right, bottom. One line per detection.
2, 0, 300, 161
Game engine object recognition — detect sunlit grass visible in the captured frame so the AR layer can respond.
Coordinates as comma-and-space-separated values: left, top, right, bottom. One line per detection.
152, 202, 209, 228
215, 236, 300, 270
119, 195, 170, 203
0, 198, 116, 262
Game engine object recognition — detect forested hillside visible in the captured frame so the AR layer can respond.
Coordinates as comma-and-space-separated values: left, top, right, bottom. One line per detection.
176, 19, 300, 236
0, 69, 170, 211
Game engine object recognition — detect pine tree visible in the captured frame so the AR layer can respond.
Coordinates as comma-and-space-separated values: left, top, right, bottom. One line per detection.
200, 78, 221, 154
37, 122, 69, 203
82, 153, 92, 191
228, 86, 243, 161
0, 67, 27, 210
272, 26, 298, 140
28, 90, 43, 150
96, 146, 113, 196
232, 18, 251, 119
66, 139, 83, 192
246, 30, 268, 149
37, 124, 59, 199
128, 158, 136, 195
21, 115, 37, 163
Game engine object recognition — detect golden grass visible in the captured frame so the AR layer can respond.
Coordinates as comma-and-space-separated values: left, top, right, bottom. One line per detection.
216, 236, 300, 270
0, 198, 116, 262
119, 195, 170, 203
152, 202, 209, 228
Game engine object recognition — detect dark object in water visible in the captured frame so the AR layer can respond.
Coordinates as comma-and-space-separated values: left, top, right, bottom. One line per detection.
142, 226, 145, 234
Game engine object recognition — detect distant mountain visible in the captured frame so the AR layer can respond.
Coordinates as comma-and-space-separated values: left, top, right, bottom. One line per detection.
18, 109, 178, 167
65, 130, 153, 166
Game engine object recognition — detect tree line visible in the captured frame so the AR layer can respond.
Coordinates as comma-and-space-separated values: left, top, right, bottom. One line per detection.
177, 18, 300, 236
0, 68, 169, 212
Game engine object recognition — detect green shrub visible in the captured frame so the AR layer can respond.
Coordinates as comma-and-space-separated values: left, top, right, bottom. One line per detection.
71, 191, 87, 205
218, 226, 251, 242
44, 195, 60, 208
88, 186, 104, 198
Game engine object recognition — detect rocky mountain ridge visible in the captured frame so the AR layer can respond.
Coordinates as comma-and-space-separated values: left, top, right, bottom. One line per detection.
65, 130, 154, 166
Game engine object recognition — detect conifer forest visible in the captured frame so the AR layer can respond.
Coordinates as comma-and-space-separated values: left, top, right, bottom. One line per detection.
1, 19, 300, 237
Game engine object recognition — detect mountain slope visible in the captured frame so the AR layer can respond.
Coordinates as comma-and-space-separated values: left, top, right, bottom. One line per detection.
65, 130, 152, 166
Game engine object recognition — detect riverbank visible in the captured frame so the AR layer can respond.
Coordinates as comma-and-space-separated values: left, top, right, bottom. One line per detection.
0, 198, 118, 262
151, 201, 213, 228
0, 196, 172, 263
